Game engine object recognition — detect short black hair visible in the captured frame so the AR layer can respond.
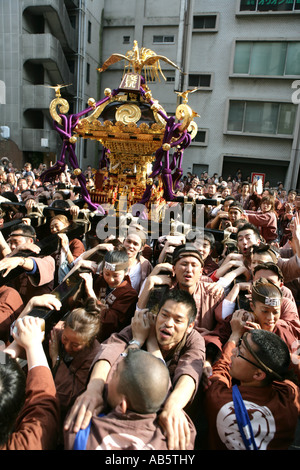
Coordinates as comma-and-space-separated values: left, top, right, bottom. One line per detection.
253, 262, 283, 281
104, 248, 129, 265
50, 200, 70, 210
250, 330, 291, 384
158, 288, 197, 325
224, 196, 235, 202
0, 353, 26, 447
186, 229, 215, 249
21, 189, 34, 196
263, 188, 274, 196
11, 223, 36, 240
251, 243, 279, 263
237, 222, 260, 239
203, 231, 215, 248
229, 201, 244, 213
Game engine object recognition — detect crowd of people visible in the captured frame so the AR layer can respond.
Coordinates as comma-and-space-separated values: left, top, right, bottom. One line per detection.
0, 159, 300, 451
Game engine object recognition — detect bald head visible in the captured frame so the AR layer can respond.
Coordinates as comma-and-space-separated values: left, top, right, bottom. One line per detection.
117, 349, 170, 414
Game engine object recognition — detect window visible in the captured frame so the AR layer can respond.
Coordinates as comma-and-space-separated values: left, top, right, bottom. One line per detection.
69, 15, 76, 29
193, 163, 209, 175
88, 21, 92, 43
166, 76, 175, 82
193, 15, 217, 30
240, 0, 300, 12
0, 81, 5, 105
153, 35, 175, 44
227, 100, 296, 136
67, 59, 75, 74
193, 129, 208, 145
233, 41, 300, 76
189, 74, 212, 89
123, 36, 130, 44
86, 63, 90, 84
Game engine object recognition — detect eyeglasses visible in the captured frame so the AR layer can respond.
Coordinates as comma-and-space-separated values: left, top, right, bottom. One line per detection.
236, 338, 261, 369
237, 334, 283, 381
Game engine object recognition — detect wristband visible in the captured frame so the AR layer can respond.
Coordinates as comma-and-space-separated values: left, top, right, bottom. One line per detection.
128, 339, 141, 348
210, 270, 219, 282
217, 277, 231, 288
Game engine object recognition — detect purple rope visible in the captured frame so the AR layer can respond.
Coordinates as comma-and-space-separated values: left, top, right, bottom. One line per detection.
41, 111, 105, 212
46, 79, 194, 214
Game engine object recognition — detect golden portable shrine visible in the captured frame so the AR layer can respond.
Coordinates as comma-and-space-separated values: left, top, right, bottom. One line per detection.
42, 41, 199, 223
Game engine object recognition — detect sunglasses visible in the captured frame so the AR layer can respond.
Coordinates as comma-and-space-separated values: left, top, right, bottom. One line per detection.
236, 333, 283, 381
236, 338, 261, 369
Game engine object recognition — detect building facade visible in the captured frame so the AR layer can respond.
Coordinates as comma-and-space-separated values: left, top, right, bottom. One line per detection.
0, 0, 104, 169
1, 0, 299, 190
100, 0, 300, 189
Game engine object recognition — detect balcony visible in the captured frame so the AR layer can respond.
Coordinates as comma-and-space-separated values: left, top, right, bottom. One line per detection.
64, 0, 79, 8
23, 85, 55, 111
22, 128, 59, 152
23, 0, 77, 52
22, 33, 74, 86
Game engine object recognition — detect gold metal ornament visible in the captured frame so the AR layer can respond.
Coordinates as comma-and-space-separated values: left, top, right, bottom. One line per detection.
175, 87, 198, 104
50, 97, 70, 126
98, 40, 181, 83
163, 143, 171, 151
175, 88, 199, 133
47, 42, 200, 213
188, 121, 198, 140
47, 84, 71, 125
88, 98, 96, 108
176, 104, 194, 132
84, 99, 112, 124
115, 104, 142, 125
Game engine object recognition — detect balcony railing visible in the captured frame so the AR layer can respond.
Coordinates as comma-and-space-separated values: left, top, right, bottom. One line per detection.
22, 128, 59, 152
22, 33, 74, 85
23, 0, 77, 51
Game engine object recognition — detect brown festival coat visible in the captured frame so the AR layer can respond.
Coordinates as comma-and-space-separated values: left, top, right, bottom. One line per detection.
0, 285, 24, 344
93, 274, 138, 343
205, 341, 300, 450
1, 366, 60, 450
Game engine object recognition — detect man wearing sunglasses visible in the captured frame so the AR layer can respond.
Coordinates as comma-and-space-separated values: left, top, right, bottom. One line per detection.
204, 314, 300, 450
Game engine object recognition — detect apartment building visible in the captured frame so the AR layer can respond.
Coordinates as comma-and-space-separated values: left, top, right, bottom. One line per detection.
0, 0, 104, 169
100, 0, 300, 189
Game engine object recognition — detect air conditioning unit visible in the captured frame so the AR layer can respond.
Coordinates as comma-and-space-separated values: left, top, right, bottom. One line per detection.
0, 126, 10, 139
